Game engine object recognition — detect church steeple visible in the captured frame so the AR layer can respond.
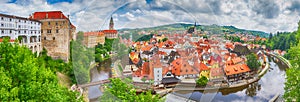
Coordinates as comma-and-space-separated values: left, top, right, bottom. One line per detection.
109, 16, 114, 30
194, 21, 197, 34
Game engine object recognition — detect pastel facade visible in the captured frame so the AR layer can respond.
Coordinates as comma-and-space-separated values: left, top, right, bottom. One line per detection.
0, 13, 42, 53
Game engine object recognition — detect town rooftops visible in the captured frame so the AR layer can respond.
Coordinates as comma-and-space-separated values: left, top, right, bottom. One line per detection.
224, 64, 250, 76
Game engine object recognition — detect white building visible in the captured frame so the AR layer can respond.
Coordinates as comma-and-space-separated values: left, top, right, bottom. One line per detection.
153, 67, 163, 85
0, 13, 41, 53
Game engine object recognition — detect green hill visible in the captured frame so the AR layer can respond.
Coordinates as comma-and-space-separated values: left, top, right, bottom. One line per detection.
119, 23, 270, 40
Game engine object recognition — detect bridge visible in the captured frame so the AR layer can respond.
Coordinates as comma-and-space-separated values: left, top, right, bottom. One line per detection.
78, 79, 110, 88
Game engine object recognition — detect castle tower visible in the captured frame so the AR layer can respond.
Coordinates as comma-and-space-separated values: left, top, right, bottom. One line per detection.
109, 16, 114, 30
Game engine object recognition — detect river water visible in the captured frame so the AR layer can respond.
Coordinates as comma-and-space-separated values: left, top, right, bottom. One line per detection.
175, 56, 288, 102
88, 56, 288, 102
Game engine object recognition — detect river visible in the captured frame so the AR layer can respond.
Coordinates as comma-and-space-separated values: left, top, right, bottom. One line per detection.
174, 56, 288, 102
88, 56, 288, 102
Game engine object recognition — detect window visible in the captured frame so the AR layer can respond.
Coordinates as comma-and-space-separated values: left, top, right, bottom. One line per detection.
1, 23, 3, 27
1, 30, 3, 34
18, 25, 21, 28
9, 30, 12, 34
48, 22, 50, 25
44, 37, 46, 40
18, 31, 20, 33
47, 29, 51, 33
56, 29, 59, 33
9, 18, 11, 21
1, 17, 3, 20
53, 37, 55, 40
41, 29, 43, 33
55, 22, 58, 26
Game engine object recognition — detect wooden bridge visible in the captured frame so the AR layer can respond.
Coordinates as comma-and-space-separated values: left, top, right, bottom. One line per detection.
78, 79, 110, 88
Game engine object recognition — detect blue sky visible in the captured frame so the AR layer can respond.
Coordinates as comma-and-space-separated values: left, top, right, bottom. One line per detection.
1, 0, 300, 33
8, 0, 73, 4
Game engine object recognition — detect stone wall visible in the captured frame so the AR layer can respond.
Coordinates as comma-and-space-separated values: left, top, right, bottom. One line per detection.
40, 19, 74, 62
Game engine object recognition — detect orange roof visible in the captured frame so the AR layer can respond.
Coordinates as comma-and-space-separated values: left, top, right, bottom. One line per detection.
141, 45, 153, 51
225, 42, 234, 49
133, 58, 139, 64
231, 57, 243, 64
158, 42, 164, 48
224, 64, 250, 76
102, 30, 118, 33
171, 58, 182, 76
199, 62, 209, 71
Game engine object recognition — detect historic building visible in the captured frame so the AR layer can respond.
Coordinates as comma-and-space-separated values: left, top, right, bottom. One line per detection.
83, 31, 105, 48
30, 11, 76, 62
103, 17, 118, 39
0, 13, 42, 53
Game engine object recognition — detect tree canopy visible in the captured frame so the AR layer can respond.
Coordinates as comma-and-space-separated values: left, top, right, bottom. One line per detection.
0, 38, 81, 101
246, 53, 260, 71
99, 78, 162, 102
196, 76, 209, 86
284, 21, 300, 101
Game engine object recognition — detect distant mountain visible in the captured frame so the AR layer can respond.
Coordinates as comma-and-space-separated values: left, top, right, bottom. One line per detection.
118, 23, 269, 38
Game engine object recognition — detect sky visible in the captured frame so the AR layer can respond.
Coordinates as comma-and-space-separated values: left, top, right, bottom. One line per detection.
1, 0, 300, 33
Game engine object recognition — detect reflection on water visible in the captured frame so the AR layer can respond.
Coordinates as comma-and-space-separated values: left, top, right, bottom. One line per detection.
88, 59, 112, 101
175, 56, 287, 102
88, 56, 288, 101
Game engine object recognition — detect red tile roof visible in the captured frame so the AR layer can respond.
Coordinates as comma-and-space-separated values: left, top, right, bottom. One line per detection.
199, 62, 209, 71
102, 30, 118, 33
224, 64, 250, 76
141, 45, 153, 51
30, 11, 68, 20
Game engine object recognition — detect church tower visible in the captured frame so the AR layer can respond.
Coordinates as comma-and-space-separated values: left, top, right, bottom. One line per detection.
194, 21, 197, 35
109, 16, 114, 30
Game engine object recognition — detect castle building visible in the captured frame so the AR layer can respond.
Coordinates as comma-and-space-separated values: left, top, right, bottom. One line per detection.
83, 31, 105, 48
30, 11, 76, 62
0, 13, 42, 53
103, 17, 118, 39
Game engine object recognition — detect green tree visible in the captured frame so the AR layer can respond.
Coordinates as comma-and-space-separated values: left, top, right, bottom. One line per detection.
0, 38, 81, 101
246, 53, 260, 71
99, 78, 162, 102
162, 38, 168, 42
283, 20, 300, 101
196, 76, 209, 86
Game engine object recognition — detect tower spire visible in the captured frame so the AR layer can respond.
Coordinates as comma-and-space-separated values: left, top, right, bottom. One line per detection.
109, 16, 114, 30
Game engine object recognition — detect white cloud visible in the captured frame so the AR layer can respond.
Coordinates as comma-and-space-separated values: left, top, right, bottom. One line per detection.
0, 0, 299, 33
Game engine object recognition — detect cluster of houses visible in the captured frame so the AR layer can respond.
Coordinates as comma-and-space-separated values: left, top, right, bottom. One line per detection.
122, 32, 267, 87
